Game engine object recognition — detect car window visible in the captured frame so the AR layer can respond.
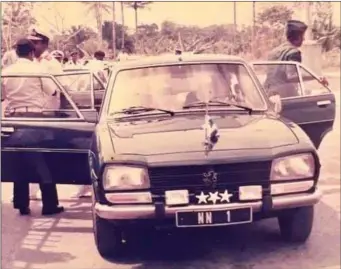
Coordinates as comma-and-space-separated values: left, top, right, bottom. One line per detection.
253, 63, 303, 99
1, 74, 81, 119
55, 73, 94, 109
299, 66, 330, 96
107, 63, 267, 115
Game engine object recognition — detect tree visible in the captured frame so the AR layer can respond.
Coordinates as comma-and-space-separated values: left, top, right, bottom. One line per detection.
50, 25, 97, 51
82, 2, 111, 45
125, 1, 153, 32
256, 5, 293, 27
2, 2, 36, 50
120, 2, 125, 50
102, 21, 134, 53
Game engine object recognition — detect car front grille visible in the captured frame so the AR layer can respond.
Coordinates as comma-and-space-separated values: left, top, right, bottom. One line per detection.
148, 161, 272, 203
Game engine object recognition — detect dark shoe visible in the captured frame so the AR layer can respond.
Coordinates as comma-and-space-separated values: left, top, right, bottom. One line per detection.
19, 208, 31, 215
42, 206, 64, 216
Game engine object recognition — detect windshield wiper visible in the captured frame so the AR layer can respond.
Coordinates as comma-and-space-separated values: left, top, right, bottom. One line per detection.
111, 106, 175, 116
183, 100, 253, 114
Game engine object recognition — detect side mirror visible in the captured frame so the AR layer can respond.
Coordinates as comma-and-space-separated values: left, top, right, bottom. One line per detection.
269, 94, 282, 114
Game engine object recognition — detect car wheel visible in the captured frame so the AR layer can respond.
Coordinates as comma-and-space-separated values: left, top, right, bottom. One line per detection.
278, 206, 314, 243
92, 211, 123, 258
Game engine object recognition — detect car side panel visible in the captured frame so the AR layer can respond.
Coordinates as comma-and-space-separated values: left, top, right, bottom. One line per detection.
281, 93, 335, 149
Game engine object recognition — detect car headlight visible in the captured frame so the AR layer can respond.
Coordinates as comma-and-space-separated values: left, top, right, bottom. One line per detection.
270, 153, 315, 181
102, 165, 150, 191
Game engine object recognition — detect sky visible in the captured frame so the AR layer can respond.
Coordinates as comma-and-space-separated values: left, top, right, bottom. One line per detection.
31, 1, 341, 35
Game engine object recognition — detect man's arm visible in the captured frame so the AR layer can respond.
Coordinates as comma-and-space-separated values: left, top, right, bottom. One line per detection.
287, 51, 302, 63
1, 80, 6, 101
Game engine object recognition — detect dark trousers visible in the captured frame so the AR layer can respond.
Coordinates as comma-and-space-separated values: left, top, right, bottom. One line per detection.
12, 152, 59, 210
4, 124, 60, 210
13, 182, 59, 209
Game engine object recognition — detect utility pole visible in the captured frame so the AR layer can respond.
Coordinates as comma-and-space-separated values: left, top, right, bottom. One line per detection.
121, 2, 125, 50
252, 1, 256, 56
112, 1, 116, 59
305, 2, 313, 40
233, 2, 236, 28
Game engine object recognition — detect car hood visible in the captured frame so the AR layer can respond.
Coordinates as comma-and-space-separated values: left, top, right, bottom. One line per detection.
107, 114, 299, 156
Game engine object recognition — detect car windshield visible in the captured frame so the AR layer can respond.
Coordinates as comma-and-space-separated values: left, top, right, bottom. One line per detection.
107, 63, 267, 116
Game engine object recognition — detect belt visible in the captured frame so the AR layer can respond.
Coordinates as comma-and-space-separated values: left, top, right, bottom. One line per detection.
6, 107, 43, 113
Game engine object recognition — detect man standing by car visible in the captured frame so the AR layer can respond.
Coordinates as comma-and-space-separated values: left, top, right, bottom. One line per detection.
28, 27, 63, 74
1, 38, 64, 215
27, 27, 63, 199
264, 20, 328, 98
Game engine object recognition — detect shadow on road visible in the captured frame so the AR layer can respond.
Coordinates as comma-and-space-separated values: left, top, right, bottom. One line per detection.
107, 202, 340, 269
2, 197, 340, 269
1, 201, 90, 269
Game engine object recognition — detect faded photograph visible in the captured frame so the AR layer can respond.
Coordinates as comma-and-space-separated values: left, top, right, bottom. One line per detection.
1, 2, 340, 269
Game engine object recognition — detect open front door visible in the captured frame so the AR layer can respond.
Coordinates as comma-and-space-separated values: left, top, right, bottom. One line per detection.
252, 61, 336, 149
1, 73, 98, 185
56, 70, 106, 112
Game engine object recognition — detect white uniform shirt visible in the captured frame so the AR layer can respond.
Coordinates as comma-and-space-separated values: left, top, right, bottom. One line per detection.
86, 59, 108, 84
66, 60, 84, 70
1, 58, 57, 112
34, 51, 63, 74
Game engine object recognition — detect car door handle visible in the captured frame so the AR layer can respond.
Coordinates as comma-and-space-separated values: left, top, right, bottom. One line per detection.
1, 127, 14, 137
317, 100, 331, 107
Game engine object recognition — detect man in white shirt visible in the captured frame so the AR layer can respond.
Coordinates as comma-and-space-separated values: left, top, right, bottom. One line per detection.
27, 27, 63, 74
67, 50, 83, 69
26, 28, 64, 199
85, 50, 108, 85
1, 38, 64, 216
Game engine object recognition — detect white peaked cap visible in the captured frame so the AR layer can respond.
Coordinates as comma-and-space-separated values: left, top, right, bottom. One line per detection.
51, 50, 64, 58
28, 26, 51, 40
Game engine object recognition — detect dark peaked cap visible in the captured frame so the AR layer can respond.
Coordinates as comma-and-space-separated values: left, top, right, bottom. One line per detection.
287, 20, 308, 33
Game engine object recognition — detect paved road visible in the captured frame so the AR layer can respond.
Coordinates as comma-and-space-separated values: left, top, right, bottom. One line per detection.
2, 76, 340, 269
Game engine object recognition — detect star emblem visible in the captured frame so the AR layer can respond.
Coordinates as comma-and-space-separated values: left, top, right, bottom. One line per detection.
220, 190, 233, 203
208, 191, 220, 204
196, 192, 209, 204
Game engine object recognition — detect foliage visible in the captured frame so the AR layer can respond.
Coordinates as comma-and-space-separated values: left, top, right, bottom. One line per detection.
1, 2, 340, 64
256, 5, 293, 26
50, 25, 97, 52
102, 21, 135, 53
1, 2, 36, 49
125, 1, 153, 30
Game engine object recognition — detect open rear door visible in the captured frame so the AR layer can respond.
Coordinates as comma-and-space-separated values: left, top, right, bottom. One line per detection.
1, 73, 98, 185
252, 61, 336, 149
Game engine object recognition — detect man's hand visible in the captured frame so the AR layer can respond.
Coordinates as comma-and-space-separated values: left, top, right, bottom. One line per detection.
320, 76, 329, 87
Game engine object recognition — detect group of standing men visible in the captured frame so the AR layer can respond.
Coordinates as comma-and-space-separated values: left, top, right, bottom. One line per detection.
1, 27, 107, 216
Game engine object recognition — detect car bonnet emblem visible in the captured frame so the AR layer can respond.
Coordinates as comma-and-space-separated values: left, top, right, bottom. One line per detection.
203, 169, 218, 188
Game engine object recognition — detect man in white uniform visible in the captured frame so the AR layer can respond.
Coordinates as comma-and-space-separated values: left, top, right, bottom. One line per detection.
1, 38, 64, 215
27, 27, 63, 199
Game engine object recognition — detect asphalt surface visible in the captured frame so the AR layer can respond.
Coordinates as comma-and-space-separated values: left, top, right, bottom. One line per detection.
1, 76, 340, 269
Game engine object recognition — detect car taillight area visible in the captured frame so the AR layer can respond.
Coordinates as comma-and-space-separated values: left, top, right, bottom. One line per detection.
148, 161, 272, 205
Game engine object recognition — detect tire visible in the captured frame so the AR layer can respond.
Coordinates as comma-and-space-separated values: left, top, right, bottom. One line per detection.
92, 211, 124, 258
278, 206, 314, 243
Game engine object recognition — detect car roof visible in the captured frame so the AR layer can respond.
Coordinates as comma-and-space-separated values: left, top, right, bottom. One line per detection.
113, 54, 247, 70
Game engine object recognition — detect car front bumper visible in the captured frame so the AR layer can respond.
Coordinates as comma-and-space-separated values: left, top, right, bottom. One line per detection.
94, 189, 322, 220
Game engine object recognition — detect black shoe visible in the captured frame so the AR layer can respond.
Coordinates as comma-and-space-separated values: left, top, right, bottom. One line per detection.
19, 208, 31, 215
42, 206, 64, 216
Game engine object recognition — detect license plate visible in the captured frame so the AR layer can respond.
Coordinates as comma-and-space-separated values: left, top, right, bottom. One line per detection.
176, 207, 252, 227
